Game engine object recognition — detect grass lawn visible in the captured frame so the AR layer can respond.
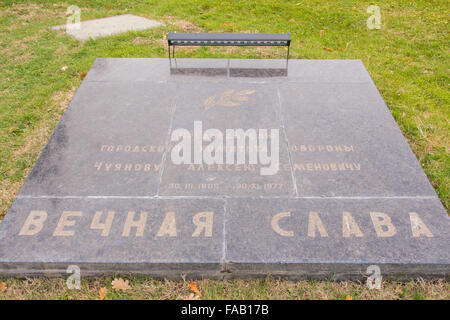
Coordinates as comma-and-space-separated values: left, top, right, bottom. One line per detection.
0, 0, 448, 299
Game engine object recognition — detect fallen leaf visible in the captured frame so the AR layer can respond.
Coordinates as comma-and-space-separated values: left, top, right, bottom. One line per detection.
319, 29, 325, 37
105, 6, 110, 10
0, 282, 6, 292
289, 18, 295, 22
111, 278, 131, 292
80, 72, 87, 79
189, 282, 202, 297
345, 295, 352, 300
98, 287, 107, 300
323, 47, 334, 52
180, 293, 201, 300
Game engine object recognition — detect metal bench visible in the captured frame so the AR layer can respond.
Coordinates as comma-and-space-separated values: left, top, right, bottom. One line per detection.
167, 32, 291, 63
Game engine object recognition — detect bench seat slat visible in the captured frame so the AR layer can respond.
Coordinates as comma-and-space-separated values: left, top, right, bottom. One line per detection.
168, 32, 290, 45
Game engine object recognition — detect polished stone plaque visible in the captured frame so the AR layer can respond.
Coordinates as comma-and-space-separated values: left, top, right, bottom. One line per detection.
0, 58, 448, 279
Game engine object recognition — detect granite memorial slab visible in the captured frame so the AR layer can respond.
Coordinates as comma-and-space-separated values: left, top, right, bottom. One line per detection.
0, 58, 448, 279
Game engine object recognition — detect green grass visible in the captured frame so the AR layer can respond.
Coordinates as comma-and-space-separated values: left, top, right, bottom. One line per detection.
0, 0, 448, 299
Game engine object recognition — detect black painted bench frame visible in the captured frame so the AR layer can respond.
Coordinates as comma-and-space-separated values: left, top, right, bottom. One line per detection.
167, 32, 291, 63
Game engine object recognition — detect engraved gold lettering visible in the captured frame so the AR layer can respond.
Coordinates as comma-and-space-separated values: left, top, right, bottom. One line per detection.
19, 210, 47, 236
192, 212, 213, 237
271, 212, 294, 237
53, 211, 82, 236
122, 211, 147, 237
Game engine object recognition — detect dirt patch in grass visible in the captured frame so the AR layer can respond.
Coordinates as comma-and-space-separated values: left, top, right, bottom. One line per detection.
132, 36, 166, 48
152, 17, 202, 50
51, 86, 77, 111
2, 29, 49, 61
132, 37, 153, 45
12, 123, 49, 160
7, 51, 33, 64
4, 3, 66, 21
162, 16, 201, 32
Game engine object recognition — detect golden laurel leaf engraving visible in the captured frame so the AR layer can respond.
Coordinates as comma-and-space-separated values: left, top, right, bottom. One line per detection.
203, 89, 256, 112
203, 94, 216, 112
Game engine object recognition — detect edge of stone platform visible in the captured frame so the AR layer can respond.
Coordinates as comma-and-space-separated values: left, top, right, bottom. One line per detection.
222, 262, 449, 280
0, 261, 448, 280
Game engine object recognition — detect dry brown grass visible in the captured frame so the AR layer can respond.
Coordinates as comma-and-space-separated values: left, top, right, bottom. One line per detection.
0, 277, 448, 300
51, 86, 76, 111
162, 15, 202, 32
3, 3, 66, 22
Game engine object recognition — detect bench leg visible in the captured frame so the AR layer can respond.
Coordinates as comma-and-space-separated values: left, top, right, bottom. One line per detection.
168, 45, 176, 67
168, 46, 176, 59
286, 45, 290, 68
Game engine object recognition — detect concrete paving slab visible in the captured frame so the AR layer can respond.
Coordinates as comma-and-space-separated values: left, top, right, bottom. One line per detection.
52, 14, 164, 40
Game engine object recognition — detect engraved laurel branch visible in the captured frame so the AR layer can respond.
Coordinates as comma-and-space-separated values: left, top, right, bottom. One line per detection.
203, 89, 256, 112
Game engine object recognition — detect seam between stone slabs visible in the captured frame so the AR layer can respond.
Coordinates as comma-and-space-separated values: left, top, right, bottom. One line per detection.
84, 79, 373, 85
15, 195, 438, 200
155, 83, 180, 196
276, 84, 298, 197
221, 197, 228, 273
